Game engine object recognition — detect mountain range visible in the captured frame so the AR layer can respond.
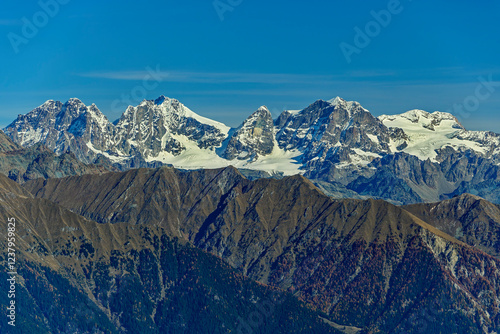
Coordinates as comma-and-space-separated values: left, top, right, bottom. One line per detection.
2, 95, 500, 332
4, 96, 500, 204
0, 172, 339, 334
2, 165, 499, 333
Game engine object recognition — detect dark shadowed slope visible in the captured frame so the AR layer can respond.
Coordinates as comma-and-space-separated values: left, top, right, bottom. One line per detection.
404, 193, 500, 258
24, 167, 500, 333
0, 130, 21, 152
0, 173, 339, 334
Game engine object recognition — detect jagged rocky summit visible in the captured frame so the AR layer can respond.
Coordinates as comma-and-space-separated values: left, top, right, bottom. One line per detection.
4, 95, 500, 204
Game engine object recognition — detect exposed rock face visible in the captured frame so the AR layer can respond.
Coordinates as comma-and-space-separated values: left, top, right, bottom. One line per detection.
5, 96, 230, 168
404, 193, 500, 258
113, 96, 229, 159
4, 98, 116, 164
0, 142, 115, 183
276, 97, 391, 166
0, 130, 21, 152
5, 95, 500, 204
346, 167, 423, 204
23, 167, 500, 333
0, 128, 114, 183
224, 106, 275, 160
340, 149, 500, 204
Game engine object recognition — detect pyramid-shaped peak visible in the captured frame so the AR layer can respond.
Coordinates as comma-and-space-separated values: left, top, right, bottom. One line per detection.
326, 96, 363, 107
327, 96, 365, 109
322, 97, 369, 119
250, 105, 272, 117
243, 106, 273, 125
223, 105, 275, 161
327, 96, 346, 105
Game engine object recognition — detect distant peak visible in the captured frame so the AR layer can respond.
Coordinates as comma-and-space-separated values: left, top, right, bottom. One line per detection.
67, 98, 83, 104
398, 109, 463, 128
155, 95, 168, 105
327, 96, 345, 105
451, 193, 484, 201
402, 109, 431, 118
325, 97, 363, 110
246, 106, 272, 120
401, 109, 458, 119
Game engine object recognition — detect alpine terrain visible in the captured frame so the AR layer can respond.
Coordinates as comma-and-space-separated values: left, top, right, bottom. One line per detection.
4, 96, 500, 204
12, 165, 500, 333
1, 95, 500, 333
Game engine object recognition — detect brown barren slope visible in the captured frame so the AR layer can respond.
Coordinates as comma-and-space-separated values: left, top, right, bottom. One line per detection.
0, 173, 339, 334
23, 167, 500, 333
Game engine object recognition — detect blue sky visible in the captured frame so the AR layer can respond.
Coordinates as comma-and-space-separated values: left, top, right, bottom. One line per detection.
1, 0, 500, 131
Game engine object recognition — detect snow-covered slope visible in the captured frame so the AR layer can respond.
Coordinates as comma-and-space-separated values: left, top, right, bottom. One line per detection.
4, 98, 116, 164
380, 109, 500, 161
6, 96, 500, 169
4, 95, 500, 204
275, 97, 392, 169
147, 104, 302, 174
223, 106, 275, 161
113, 96, 229, 159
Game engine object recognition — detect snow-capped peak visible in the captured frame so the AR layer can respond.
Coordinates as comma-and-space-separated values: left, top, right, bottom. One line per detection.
327, 96, 345, 106
5, 96, 500, 184
380, 109, 464, 131
223, 105, 275, 161
42, 99, 56, 105
400, 109, 458, 124
66, 98, 83, 105
39, 100, 61, 111
254, 106, 272, 118
325, 96, 368, 119
378, 109, 489, 161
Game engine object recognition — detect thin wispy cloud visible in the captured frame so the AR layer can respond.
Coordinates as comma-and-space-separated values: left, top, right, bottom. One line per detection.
76, 68, 500, 86
77, 70, 345, 85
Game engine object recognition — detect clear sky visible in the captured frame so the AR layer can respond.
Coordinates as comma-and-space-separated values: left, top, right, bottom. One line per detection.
1, 0, 500, 132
